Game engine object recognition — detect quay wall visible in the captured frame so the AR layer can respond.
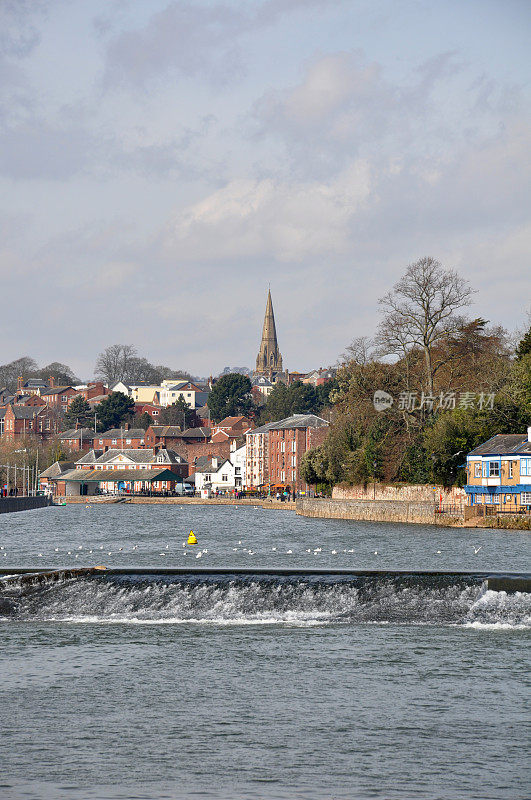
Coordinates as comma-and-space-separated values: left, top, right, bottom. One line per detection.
56, 496, 295, 511
333, 483, 466, 504
297, 498, 440, 525
0, 496, 52, 515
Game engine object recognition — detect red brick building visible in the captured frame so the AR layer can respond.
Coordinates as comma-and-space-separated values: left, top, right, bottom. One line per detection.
94, 425, 147, 451
60, 428, 98, 452
0, 404, 60, 441
40, 386, 78, 410
267, 414, 329, 493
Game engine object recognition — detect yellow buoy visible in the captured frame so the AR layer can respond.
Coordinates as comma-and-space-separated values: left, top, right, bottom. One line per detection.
187, 530, 198, 545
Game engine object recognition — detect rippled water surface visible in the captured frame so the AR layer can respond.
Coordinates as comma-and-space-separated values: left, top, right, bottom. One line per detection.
1, 505, 529, 799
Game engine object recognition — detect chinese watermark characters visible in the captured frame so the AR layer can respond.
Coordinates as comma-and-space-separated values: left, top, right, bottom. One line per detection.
374, 390, 495, 412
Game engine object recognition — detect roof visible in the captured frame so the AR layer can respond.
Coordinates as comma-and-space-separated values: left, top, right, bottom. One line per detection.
75, 449, 104, 464
40, 386, 74, 396
195, 405, 210, 419
61, 428, 96, 440
23, 378, 48, 388
96, 448, 155, 464
181, 427, 211, 438
97, 428, 146, 439
246, 420, 279, 435
161, 381, 189, 391
269, 413, 330, 431
39, 460, 75, 478
0, 405, 44, 420
58, 468, 180, 483
468, 433, 531, 457
216, 416, 251, 427
148, 426, 182, 437
194, 457, 228, 474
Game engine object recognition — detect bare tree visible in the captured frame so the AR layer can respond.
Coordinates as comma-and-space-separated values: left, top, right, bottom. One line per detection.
376, 257, 473, 395
94, 344, 137, 386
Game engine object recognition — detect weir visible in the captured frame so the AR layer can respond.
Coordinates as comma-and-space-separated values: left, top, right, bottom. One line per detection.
1, 568, 530, 593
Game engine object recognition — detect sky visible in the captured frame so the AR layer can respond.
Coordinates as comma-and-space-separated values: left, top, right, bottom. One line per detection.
0, 0, 530, 380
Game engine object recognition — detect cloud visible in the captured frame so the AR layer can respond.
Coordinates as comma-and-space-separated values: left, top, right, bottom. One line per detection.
161, 161, 372, 263
100, 0, 340, 90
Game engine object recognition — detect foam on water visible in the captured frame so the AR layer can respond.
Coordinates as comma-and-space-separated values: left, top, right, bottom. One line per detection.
2, 574, 530, 628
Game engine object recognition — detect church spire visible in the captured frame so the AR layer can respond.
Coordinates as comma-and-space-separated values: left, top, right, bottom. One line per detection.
255, 289, 283, 377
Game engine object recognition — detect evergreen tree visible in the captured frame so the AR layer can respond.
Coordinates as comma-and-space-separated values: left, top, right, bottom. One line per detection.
159, 397, 199, 428
63, 396, 93, 430
516, 326, 531, 360
96, 392, 136, 431
207, 374, 253, 422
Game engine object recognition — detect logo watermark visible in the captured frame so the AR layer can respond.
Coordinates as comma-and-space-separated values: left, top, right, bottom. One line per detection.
373, 390, 394, 411
374, 390, 495, 412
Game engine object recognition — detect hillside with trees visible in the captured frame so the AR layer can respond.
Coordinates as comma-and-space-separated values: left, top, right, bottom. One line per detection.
301, 258, 531, 489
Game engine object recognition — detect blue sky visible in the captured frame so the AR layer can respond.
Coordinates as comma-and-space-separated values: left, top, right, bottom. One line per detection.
0, 0, 529, 379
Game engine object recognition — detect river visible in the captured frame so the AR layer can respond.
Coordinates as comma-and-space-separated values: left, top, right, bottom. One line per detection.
1, 504, 529, 799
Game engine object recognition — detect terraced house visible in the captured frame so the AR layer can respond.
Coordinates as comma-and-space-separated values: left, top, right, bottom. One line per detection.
465, 427, 531, 511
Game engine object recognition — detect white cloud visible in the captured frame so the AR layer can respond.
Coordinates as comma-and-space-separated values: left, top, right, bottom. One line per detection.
162, 161, 372, 263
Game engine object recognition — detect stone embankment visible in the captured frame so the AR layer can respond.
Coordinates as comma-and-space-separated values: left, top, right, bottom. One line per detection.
56, 496, 295, 511
0, 496, 52, 514
296, 498, 443, 525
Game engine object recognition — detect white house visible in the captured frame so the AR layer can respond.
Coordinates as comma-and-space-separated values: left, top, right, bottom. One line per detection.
194, 456, 239, 496
230, 442, 246, 489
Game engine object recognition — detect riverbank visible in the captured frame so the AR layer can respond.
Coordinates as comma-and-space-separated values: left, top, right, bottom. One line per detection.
55, 496, 296, 511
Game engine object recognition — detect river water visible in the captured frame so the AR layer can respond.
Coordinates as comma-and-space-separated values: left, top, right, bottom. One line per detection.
1, 504, 530, 799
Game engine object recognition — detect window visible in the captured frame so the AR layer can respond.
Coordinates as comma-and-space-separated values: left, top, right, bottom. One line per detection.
520, 459, 531, 476
126, 438, 132, 444
509, 462, 513, 479
474, 462, 481, 478
222, 474, 228, 482
99, 439, 103, 445
521, 492, 531, 505
112, 439, 117, 445
488, 462, 500, 477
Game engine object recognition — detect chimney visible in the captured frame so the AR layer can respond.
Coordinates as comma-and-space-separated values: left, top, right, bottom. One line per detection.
124, 422, 130, 431
49, 376, 55, 388
17, 376, 23, 391
528, 426, 531, 443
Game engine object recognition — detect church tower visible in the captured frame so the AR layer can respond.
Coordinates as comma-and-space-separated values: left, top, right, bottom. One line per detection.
255, 289, 284, 378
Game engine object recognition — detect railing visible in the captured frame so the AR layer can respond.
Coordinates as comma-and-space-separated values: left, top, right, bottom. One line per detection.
435, 504, 465, 515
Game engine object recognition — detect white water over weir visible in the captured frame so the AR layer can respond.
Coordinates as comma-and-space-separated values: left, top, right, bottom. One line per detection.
1, 568, 530, 627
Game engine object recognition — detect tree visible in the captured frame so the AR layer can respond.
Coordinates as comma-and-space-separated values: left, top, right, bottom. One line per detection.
377, 257, 473, 395
137, 412, 154, 431
0, 357, 38, 392
94, 344, 138, 386
96, 391, 136, 431
516, 325, 531, 360
159, 397, 199, 429
207, 374, 253, 422
63, 396, 93, 430
38, 362, 80, 386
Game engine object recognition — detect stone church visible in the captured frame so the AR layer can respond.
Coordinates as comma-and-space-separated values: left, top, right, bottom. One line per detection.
254, 289, 287, 382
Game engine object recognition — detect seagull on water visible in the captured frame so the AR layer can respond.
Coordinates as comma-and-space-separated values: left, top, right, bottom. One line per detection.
436, 550, 442, 554
196, 552, 202, 559
474, 546, 482, 554
374, 551, 378, 555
